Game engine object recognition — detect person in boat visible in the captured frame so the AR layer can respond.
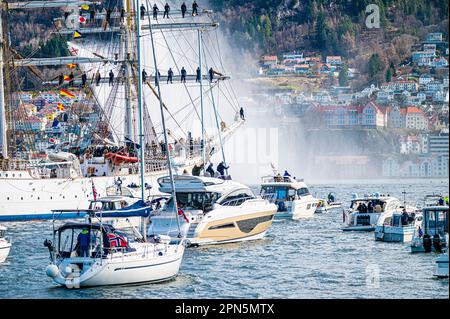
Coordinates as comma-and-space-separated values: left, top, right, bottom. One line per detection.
192, 163, 204, 176
140, 4, 146, 19
95, 70, 101, 86
418, 226, 423, 238
167, 68, 174, 84
152, 3, 159, 20
196, 66, 201, 82
58, 73, 64, 85
163, 3, 170, 18
239, 107, 245, 120
180, 67, 187, 83
69, 72, 74, 87
283, 170, 291, 181
192, 1, 199, 16
183, 169, 189, 175
209, 67, 215, 82
328, 192, 335, 203
181, 2, 187, 18
109, 70, 114, 86
401, 209, 409, 226
160, 141, 167, 156
89, 9, 95, 22
142, 69, 148, 83
81, 72, 87, 87
217, 162, 229, 178
367, 201, 374, 213
77, 229, 90, 257
275, 173, 283, 182
206, 163, 215, 177
356, 203, 363, 214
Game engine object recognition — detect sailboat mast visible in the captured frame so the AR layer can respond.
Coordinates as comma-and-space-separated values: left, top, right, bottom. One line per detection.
198, 30, 206, 172
124, 0, 134, 143
0, 7, 8, 158
144, 0, 181, 235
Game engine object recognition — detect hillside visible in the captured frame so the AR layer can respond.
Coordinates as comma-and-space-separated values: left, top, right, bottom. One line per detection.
210, 0, 449, 86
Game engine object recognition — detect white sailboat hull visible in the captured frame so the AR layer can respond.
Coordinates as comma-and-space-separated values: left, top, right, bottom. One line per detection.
50, 243, 185, 288
0, 242, 11, 263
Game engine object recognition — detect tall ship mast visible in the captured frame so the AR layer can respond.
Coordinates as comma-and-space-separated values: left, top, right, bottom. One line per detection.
0, 0, 244, 221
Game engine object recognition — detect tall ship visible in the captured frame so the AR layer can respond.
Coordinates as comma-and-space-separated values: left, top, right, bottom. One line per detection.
0, 0, 243, 220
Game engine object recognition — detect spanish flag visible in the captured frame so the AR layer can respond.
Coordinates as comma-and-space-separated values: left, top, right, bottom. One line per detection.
57, 103, 65, 111
60, 89, 75, 98
64, 75, 70, 81
73, 30, 83, 39
66, 63, 77, 69
81, 4, 90, 10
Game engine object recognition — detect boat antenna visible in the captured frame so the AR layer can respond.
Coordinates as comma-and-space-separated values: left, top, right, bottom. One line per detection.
402, 189, 407, 208
144, 0, 182, 237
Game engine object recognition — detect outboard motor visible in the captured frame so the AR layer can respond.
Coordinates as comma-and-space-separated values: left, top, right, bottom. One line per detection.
43, 239, 55, 261
432, 234, 442, 253
422, 234, 432, 253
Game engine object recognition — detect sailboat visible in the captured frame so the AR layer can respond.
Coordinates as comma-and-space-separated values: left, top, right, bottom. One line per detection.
0, 0, 244, 221
44, 2, 185, 287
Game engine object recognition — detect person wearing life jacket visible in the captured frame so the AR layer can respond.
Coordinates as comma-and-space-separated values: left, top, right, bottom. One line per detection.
77, 229, 90, 257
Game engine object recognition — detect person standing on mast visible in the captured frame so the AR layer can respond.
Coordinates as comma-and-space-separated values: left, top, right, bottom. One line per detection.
153, 3, 159, 20
180, 67, 187, 83
181, 2, 187, 18
167, 68, 174, 84
209, 67, 215, 83
140, 4, 146, 20
196, 66, 201, 83
109, 70, 114, 86
142, 69, 148, 83
192, 1, 199, 16
163, 3, 170, 19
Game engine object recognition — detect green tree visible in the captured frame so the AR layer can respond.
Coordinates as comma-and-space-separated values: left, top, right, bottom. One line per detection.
385, 68, 392, 82
339, 66, 349, 86
368, 53, 383, 83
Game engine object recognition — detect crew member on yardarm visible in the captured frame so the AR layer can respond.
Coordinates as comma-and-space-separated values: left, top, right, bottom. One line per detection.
109, 70, 114, 86
163, 2, 170, 18
192, 0, 198, 16
140, 4, 146, 19
196, 66, 201, 82
153, 3, 159, 19
180, 67, 187, 83
181, 2, 187, 18
167, 68, 174, 84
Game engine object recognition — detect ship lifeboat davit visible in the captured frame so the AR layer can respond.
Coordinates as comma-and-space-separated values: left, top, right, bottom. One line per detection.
105, 152, 139, 165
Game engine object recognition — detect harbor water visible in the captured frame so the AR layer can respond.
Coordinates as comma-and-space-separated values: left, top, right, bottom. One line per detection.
0, 178, 448, 299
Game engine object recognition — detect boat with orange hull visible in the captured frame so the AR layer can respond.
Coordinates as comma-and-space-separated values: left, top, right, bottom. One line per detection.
105, 152, 139, 165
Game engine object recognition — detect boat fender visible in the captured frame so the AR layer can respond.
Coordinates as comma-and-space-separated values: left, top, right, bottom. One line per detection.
423, 234, 432, 253
46, 264, 60, 278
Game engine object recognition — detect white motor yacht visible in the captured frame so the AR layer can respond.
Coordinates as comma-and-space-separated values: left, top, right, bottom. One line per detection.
149, 175, 277, 247
259, 175, 320, 219
374, 206, 422, 242
44, 222, 184, 288
342, 193, 403, 231
410, 205, 448, 253
0, 226, 11, 263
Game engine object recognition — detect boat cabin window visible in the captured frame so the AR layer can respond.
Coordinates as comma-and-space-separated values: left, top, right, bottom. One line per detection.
168, 192, 222, 212
261, 186, 295, 201
297, 187, 310, 196
220, 189, 255, 206
57, 227, 105, 258
0, 230, 5, 238
424, 210, 449, 234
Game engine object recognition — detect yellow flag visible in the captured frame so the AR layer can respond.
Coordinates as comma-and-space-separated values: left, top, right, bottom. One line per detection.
81, 4, 90, 10
73, 31, 82, 38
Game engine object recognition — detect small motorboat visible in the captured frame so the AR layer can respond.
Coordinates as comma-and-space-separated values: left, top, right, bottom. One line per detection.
411, 205, 448, 253
343, 193, 403, 231
0, 226, 11, 263
374, 207, 422, 243
105, 152, 139, 165
259, 175, 320, 219
433, 253, 449, 278
315, 199, 342, 214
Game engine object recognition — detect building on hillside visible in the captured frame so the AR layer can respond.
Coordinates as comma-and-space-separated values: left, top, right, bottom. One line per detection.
326, 56, 342, 66
376, 90, 395, 104
380, 81, 418, 94
260, 55, 278, 69
315, 105, 362, 128
419, 74, 434, 87
426, 32, 443, 43
405, 106, 428, 131
387, 105, 406, 128
361, 102, 386, 128
428, 132, 449, 157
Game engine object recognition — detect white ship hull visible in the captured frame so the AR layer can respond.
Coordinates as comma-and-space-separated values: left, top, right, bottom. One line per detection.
0, 166, 194, 221
0, 242, 11, 263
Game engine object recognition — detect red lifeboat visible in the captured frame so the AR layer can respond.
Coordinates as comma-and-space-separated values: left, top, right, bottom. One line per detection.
105, 151, 139, 165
